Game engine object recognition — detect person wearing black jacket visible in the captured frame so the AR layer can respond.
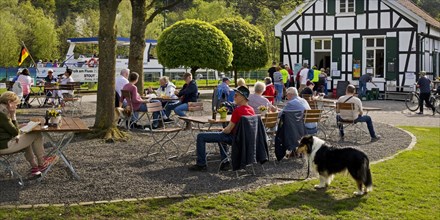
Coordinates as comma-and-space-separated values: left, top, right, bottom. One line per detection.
164, 72, 198, 118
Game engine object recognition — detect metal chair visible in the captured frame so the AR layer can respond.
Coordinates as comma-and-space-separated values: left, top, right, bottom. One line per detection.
121, 89, 148, 129
59, 84, 80, 116
0, 150, 25, 186
144, 102, 182, 159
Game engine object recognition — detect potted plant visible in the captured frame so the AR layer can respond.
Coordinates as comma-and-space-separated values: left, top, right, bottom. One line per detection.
217, 106, 228, 119
258, 105, 268, 116
46, 107, 62, 127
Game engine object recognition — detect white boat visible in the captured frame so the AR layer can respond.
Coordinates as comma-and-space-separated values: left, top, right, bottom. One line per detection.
36, 37, 195, 82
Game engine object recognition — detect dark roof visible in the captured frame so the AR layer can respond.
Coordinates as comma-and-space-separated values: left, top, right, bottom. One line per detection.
397, 0, 440, 29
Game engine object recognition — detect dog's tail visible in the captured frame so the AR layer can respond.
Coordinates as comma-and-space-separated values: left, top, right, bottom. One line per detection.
362, 158, 373, 192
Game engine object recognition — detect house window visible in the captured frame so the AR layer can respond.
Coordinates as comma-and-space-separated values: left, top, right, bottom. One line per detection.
365, 38, 384, 78
339, 0, 355, 13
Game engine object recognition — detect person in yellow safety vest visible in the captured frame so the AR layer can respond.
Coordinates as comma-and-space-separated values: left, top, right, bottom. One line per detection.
280, 64, 289, 87
312, 69, 320, 83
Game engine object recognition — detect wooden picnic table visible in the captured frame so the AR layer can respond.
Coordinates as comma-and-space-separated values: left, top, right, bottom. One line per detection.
31, 117, 89, 180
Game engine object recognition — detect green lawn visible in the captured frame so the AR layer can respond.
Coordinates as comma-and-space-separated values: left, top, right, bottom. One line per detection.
1, 127, 439, 219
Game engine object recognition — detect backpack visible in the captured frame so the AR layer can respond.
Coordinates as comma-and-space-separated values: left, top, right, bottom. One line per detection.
307, 69, 314, 80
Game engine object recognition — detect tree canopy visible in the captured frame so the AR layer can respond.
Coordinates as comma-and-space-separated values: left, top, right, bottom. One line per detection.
212, 17, 268, 72
156, 19, 233, 73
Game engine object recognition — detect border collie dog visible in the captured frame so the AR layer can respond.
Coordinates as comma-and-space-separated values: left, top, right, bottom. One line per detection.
296, 135, 373, 195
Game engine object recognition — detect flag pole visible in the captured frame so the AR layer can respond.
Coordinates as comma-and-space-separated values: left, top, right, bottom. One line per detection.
21, 41, 40, 76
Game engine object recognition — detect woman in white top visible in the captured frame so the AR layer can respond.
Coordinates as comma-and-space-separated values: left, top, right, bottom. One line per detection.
56, 69, 75, 99
16, 68, 33, 107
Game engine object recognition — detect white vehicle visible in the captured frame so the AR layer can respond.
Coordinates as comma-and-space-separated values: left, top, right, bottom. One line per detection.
37, 37, 190, 82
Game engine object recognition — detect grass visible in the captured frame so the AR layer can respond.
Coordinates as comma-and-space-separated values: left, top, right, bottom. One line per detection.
0, 126, 439, 219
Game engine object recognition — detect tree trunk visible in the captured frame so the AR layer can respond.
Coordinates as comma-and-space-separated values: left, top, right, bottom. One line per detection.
94, 0, 122, 138
233, 69, 238, 87
191, 66, 199, 75
129, 0, 148, 95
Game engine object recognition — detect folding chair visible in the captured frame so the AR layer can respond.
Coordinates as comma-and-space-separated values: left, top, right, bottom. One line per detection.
0, 150, 25, 186
68, 82, 83, 106
187, 102, 204, 116
336, 102, 367, 142
121, 89, 148, 129
59, 84, 80, 116
144, 102, 182, 159
42, 82, 57, 107
304, 109, 326, 139
307, 100, 318, 109
301, 94, 313, 101
262, 112, 278, 165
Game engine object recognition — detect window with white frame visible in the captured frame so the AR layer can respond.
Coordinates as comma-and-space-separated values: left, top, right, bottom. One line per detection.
339, 0, 355, 13
365, 38, 385, 78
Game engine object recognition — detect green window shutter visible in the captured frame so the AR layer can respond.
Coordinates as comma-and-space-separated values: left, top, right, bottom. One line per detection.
355, 0, 364, 14
332, 38, 342, 78
353, 38, 363, 79
302, 38, 311, 63
328, 0, 336, 15
386, 37, 398, 80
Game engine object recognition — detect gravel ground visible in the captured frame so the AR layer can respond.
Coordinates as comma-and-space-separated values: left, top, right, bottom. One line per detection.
0, 98, 414, 205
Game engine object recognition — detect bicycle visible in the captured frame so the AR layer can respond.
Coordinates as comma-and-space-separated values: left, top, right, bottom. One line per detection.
405, 86, 440, 113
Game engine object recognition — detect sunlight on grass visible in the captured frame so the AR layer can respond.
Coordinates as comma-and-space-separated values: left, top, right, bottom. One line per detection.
0, 127, 439, 219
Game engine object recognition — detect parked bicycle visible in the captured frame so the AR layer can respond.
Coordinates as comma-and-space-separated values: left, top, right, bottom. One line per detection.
405, 85, 440, 113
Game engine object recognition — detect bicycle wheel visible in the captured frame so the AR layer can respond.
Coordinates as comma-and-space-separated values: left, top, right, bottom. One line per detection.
405, 92, 419, 112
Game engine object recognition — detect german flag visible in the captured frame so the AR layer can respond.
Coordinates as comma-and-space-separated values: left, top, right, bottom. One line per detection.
18, 46, 29, 66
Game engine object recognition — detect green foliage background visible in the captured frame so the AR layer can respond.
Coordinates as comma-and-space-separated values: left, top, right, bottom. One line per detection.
212, 17, 268, 71
0, 0, 438, 67
157, 19, 233, 71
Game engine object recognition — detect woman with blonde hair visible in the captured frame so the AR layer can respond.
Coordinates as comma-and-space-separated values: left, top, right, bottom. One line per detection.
0, 92, 56, 176
237, 78, 246, 87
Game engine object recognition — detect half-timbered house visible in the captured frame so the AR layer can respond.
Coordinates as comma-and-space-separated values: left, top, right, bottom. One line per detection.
275, 0, 440, 97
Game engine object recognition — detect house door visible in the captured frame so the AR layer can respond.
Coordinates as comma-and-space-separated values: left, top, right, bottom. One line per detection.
312, 39, 331, 69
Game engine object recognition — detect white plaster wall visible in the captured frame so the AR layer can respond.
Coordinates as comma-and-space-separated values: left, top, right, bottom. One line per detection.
369, 0, 378, 10
369, 13, 378, 29
315, 1, 324, 13
326, 16, 335, 30
397, 18, 413, 28
347, 54, 353, 72
287, 35, 297, 52
398, 31, 413, 52
338, 17, 355, 30
304, 16, 313, 31
356, 14, 366, 30
315, 16, 324, 31
381, 12, 391, 29
380, 1, 390, 10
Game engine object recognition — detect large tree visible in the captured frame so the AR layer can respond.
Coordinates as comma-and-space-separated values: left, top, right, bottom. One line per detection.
212, 17, 268, 83
94, 0, 124, 140
129, 0, 183, 94
156, 19, 233, 74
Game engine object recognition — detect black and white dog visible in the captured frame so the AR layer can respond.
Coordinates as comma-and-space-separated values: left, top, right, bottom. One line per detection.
296, 135, 373, 195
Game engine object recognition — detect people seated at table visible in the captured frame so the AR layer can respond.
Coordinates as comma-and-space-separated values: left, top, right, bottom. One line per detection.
262, 77, 275, 104
42, 69, 57, 106
217, 77, 233, 102
188, 86, 254, 172
55, 69, 75, 104
0, 92, 57, 176
279, 87, 317, 134
120, 72, 152, 127
16, 68, 33, 108
154, 76, 178, 99
301, 81, 315, 97
336, 85, 381, 142
248, 81, 277, 114
115, 68, 129, 107
165, 72, 198, 121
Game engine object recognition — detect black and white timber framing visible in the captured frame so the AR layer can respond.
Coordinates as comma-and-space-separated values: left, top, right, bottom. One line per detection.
275, 0, 440, 92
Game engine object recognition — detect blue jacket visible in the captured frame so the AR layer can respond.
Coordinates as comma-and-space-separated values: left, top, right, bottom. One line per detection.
178, 80, 198, 103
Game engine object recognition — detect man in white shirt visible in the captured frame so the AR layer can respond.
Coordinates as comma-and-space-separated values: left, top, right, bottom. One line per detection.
116, 69, 129, 98
298, 63, 309, 93
336, 85, 380, 142
115, 69, 129, 107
